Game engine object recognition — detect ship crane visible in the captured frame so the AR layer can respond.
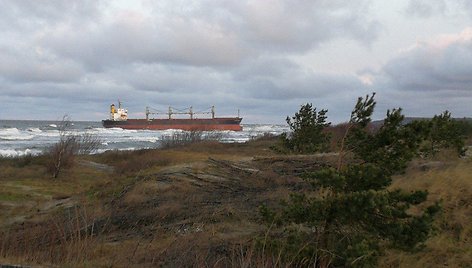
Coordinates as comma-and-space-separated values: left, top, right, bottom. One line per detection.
145, 106, 217, 120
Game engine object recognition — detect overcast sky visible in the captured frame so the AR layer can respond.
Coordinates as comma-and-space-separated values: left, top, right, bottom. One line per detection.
1, 0, 471, 123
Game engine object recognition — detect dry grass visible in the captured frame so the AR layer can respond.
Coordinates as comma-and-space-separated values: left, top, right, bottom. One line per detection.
0, 155, 112, 228
0, 140, 309, 267
2, 137, 471, 267
160, 130, 225, 149
0, 204, 105, 266
381, 158, 472, 267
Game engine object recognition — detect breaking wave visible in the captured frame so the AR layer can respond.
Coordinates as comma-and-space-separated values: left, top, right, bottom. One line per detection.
27, 127, 42, 133
0, 128, 35, 140
0, 149, 42, 158
1, 120, 288, 155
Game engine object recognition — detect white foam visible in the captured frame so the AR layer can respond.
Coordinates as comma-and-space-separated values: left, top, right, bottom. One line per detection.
37, 130, 60, 137
0, 128, 20, 135
90, 127, 138, 135
27, 127, 42, 133
246, 124, 288, 133
0, 128, 34, 140
127, 136, 160, 143
1, 122, 287, 155
94, 147, 141, 154
0, 149, 41, 157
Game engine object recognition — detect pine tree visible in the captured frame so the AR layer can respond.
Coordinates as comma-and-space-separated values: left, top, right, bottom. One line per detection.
427, 111, 465, 156
261, 94, 439, 267
281, 103, 331, 153
346, 108, 423, 175
405, 111, 466, 158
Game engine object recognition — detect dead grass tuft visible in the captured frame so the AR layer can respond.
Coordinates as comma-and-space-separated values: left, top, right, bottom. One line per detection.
0, 205, 105, 266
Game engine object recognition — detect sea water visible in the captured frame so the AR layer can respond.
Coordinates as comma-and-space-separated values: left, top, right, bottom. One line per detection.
0, 120, 288, 157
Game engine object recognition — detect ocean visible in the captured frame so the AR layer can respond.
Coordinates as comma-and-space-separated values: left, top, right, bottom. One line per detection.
0, 120, 288, 157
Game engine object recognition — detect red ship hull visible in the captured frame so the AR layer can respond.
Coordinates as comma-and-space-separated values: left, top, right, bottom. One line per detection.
102, 118, 243, 131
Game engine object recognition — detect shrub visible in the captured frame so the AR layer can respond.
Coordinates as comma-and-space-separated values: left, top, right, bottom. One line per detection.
160, 130, 223, 149
45, 116, 101, 178
281, 103, 331, 154
423, 111, 465, 157
46, 134, 79, 178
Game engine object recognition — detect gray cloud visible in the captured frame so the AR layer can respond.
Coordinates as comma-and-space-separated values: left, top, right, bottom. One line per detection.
368, 29, 472, 119
404, 0, 447, 18
382, 33, 472, 92
404, 0, 472, 18
3, 0, 470, 124
40, 15, 248, 70
0, 0, 103, 32
35, 0, 380, 70
0, 45, 84, 83
233, 57, 366, 100
0, 0, 381, 123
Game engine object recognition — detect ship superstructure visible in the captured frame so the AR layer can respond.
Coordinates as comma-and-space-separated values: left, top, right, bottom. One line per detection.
109, 101, 128, 121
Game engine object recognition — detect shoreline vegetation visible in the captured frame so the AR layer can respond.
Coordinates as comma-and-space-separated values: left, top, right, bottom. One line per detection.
1, 98, 471, 267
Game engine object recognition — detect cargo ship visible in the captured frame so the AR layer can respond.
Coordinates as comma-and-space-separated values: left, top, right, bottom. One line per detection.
102, 102, 242, 131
